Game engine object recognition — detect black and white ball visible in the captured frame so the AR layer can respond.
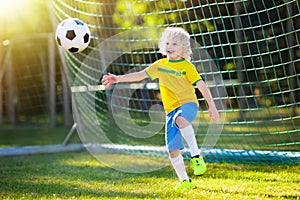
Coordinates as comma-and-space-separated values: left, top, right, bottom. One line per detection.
55, 18, 91, 53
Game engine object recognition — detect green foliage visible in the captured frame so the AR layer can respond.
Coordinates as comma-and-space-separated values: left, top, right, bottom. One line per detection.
112, 0, 214, 34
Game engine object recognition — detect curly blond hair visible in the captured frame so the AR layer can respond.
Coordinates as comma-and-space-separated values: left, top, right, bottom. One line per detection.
158, 27, 192, 61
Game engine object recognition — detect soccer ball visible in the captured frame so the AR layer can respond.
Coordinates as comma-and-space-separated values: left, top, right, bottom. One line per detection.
55, 18, 91, 53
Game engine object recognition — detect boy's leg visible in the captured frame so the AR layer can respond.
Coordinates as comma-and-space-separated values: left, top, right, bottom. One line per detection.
166, 108, 195, 190
169, 150, 189, 181
175, 117, 200, 157
166, 112, 189, 181
176, 121, 206, 175
169, 150, 195, 190
174, 103, 207, 176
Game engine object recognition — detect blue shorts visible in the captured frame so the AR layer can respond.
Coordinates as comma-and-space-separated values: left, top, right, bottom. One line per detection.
165, 102, 198, 151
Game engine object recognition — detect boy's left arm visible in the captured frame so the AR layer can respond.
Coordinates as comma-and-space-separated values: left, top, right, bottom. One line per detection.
196, 80, 220, 121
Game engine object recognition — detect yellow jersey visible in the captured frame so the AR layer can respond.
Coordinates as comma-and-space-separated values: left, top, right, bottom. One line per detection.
145, 58, 202, 113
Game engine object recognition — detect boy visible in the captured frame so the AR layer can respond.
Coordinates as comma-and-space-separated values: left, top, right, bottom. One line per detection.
102, 27, 220, 190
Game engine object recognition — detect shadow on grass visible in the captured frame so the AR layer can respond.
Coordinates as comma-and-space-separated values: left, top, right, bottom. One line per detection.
1, 180, 166, 199
0, 152, 176, 199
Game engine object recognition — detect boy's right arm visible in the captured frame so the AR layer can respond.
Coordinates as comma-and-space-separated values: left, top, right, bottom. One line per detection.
102, 70, 148, 88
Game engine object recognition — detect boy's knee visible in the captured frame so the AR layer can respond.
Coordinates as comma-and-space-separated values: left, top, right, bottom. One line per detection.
175, 116, 190, 129
169, 149, 181, 158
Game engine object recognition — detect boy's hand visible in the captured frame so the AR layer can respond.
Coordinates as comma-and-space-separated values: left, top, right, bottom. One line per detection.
102, 73, 119, 88
208, 106, 220, 122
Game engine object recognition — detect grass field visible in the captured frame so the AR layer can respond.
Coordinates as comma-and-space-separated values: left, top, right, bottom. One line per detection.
0, 152, 299, 200
0, 126, 81, 147
0, 126, 299, 199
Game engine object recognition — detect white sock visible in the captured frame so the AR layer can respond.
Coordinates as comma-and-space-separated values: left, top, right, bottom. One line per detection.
169, 154, 189, 181
180, 125, 200, 157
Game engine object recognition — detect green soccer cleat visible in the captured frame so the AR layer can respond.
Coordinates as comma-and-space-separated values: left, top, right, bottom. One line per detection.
174, 179, 196, 190
190, 156, 207, 176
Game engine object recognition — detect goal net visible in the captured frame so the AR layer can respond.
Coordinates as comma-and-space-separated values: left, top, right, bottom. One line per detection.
51, 0, 300, 167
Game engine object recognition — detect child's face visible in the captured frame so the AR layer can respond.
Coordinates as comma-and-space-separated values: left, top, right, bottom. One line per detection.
165, 36, 182, 60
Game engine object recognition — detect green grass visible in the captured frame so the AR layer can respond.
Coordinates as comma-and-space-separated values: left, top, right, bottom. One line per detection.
0, 152, 299, 199
0, 126, 81, 147
0, 124, 299, 199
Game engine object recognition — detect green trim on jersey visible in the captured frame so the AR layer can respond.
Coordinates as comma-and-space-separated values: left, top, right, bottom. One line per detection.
158, 68, 186, 76
168, 58, 185, 63
193, 78, 203, 85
